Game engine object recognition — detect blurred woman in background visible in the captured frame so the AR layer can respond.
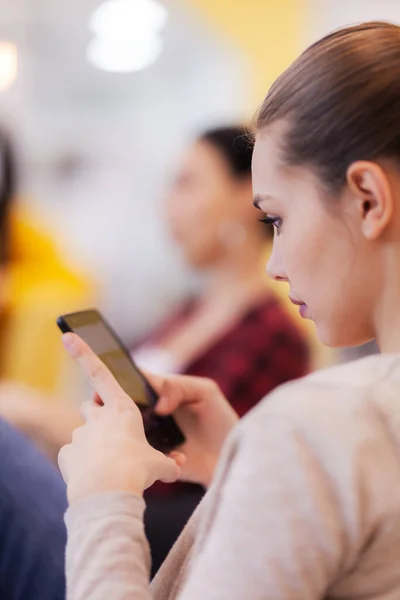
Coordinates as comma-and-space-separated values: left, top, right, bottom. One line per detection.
136, 127, 310, 410
136, 126, 311, 573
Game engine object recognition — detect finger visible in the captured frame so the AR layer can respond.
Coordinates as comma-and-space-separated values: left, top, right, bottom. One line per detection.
132, 371, 175, 414
62, 333, 131, 409
58, 444, 71, 483
81, 399, 103, 422
143, 374, 187, 415
157, 453, 182, 484
71, 424, 88, 443
148, 374, 218, 415
168, 450, 187, 469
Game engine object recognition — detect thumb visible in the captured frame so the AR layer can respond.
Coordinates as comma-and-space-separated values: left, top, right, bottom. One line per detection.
168, 450, 187, 468
144, 373, 188, 415
155, 395, 178, 415
157, 452, 183, 484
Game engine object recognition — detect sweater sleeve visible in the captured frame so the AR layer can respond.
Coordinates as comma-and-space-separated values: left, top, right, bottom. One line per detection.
65, 492, 152, 600
176, 386, 388, 599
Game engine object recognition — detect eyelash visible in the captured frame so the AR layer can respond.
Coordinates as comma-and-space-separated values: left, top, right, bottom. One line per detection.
259, 215, 282, 234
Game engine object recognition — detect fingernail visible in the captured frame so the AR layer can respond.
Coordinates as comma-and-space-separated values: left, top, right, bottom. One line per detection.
62, 333, 75, 349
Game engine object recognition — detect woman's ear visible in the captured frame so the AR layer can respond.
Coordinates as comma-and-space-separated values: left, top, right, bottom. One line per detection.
346, 161, 394, 240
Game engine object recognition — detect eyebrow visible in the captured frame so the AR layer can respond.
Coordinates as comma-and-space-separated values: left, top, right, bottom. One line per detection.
253, 194, 273, 209
253, 196, 262, 210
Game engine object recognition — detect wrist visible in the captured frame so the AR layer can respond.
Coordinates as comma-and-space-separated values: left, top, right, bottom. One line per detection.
67, 475, 145, 506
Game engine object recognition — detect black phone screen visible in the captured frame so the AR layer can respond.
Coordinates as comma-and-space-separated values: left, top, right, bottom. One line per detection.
58, 309, 185, 453
61, 310, 155, 409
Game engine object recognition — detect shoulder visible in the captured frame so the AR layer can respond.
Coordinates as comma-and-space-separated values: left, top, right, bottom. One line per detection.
237, 354, 400, 454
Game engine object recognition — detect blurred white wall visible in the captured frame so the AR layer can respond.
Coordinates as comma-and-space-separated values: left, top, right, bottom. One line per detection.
307, 0, 400, 45
0, 0, 250, 342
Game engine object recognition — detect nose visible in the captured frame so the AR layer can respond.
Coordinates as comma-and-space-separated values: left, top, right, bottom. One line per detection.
266, 238, 288, 282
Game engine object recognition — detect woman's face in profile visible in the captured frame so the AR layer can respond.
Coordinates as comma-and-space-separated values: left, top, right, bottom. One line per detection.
252, 122, 381, 348
165, 140, 245, 269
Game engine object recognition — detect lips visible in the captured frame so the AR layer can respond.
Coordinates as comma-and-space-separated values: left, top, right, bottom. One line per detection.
289, 296, 309, 319
288, 296, 305, 307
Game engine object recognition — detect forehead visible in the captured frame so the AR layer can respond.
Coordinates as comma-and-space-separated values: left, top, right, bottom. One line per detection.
180, 140, 229, 176
252, 126, 325, 206
252, 126, 291, 199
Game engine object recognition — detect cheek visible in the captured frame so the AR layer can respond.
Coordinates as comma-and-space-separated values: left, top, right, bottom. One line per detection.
190, 190, 230, 241
289, 222, 375, 346
284, 218, 351, 299
174, 201, 222, 258
167, 191, 210, 231
281, 224, 322, 284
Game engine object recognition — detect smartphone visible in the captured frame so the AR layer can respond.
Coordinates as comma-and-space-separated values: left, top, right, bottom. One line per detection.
57, 309, 185, 453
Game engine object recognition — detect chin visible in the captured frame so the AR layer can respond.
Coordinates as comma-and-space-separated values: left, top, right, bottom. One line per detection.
316, 321, 373, 349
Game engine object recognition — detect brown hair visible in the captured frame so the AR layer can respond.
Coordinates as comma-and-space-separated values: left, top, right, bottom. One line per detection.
0, 128, 16, 265
200, 126, 253, 179
256, 22, 400, 192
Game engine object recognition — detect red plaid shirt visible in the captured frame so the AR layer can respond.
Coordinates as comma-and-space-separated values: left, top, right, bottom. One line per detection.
181, 297, 310, 417
142, 296, 311, 575
143, 296, 310, 496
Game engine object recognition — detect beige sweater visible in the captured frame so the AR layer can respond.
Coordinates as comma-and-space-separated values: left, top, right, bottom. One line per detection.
65, 354, 400, 599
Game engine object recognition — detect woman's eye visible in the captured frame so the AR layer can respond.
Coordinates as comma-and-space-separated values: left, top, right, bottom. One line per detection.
259, 215, 282, 234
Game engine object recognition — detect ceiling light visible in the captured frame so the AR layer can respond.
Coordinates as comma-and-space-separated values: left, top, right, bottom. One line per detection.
89, 0, 168, 42
0, 42, 17, 92
86, 35, 163, 72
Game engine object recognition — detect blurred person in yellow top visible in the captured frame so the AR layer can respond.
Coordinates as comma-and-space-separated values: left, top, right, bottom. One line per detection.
0, 128, 93, 456
3, 202, 94, 392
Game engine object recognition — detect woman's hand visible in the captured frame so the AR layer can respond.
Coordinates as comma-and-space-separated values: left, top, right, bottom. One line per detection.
58, 334, 184, 505
58, 332, 239, 504
147, 372, 239, 487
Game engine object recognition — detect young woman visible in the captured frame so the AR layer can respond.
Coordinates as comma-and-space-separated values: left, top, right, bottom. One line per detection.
59, 21, 400, 599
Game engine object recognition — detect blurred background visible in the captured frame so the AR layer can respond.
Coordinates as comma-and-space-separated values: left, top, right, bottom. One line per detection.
0, 0, 396, 403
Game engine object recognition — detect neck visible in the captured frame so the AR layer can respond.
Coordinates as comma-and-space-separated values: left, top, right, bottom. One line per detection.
374, 247, 400, 353
375, 305, 400, 354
